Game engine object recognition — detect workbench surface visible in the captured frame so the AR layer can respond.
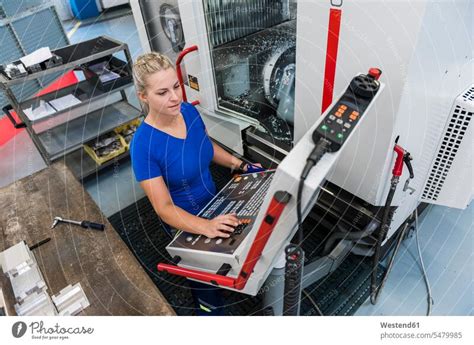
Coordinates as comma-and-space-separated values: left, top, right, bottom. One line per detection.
0, 162, 175, 316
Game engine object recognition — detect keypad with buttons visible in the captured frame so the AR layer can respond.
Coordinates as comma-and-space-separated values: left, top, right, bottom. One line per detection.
317, 102, 361, 144
313, 72, 380, 151
172, 171, 275, 254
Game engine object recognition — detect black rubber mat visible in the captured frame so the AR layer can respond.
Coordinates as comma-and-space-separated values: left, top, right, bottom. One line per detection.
108, 164, 385, 315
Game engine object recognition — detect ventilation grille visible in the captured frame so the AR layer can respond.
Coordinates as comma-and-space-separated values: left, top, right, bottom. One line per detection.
0, 0, 45, 18
0, 5, 68, 108
422, 104, 473, 201
461, 86, 474, 102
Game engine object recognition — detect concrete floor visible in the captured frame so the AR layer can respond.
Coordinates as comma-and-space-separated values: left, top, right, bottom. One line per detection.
0, 129, 47, 186
0, 13, 472, 316
356, 203, 473, 316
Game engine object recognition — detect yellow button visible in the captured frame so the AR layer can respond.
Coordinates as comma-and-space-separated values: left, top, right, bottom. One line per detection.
351, 111, 359, 116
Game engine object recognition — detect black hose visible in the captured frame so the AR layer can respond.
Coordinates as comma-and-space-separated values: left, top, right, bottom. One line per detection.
296, 138, 331, 245
371, 221, 411, 304
370, 178, 398, 304
322, 219, 380, 256
286, 138, 330, 314
296, 177, 306, 245
283, 244, 304, 316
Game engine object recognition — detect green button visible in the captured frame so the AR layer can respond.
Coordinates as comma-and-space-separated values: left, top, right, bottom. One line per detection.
321, 124, 328, 131
337, 133, 344, 139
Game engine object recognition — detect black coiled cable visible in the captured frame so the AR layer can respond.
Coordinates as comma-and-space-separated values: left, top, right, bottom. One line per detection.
283, 244, 304, 316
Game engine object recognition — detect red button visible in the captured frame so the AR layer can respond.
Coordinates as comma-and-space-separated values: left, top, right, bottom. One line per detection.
368, 68, 382, 80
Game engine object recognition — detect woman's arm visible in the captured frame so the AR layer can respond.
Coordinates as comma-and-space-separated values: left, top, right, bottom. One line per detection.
211, 141, 246, 171
140, 176, 239, 238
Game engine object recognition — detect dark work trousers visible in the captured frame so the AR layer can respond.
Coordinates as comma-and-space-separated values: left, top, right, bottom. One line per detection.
188, 280, 226, 316
163, 224, 226, 316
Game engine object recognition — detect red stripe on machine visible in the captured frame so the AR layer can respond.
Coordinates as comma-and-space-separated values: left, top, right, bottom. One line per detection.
321, 8, 342, 114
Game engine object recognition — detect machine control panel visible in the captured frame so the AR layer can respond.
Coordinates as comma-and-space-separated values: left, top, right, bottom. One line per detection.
168, 171, 275, 254
313, 70, 381, 151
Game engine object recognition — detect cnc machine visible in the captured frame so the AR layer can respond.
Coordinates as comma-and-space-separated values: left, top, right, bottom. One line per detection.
131, 0, 473, 314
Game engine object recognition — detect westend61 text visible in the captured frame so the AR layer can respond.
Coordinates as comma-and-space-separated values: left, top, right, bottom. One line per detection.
380, 322, 420, 329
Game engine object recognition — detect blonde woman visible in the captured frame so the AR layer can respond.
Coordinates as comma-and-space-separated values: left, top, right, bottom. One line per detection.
130, 52, 261, 315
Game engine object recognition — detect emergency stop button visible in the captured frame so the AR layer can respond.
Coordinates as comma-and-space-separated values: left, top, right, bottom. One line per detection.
368, 68, 382, 80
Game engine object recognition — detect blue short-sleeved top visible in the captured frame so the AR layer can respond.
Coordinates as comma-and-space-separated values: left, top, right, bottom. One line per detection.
130, 102, 216, 215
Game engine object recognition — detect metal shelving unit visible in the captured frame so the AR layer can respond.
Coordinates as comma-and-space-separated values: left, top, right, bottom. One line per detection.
0, 36, 142, 179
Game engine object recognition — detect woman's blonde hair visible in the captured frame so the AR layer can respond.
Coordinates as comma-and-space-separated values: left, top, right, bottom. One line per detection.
133, 52, 175, 114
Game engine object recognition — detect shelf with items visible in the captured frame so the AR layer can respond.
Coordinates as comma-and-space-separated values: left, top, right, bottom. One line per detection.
37, 100, 141, 161
83, 131, 128, 166
113, 117, 142, 150
0, 36, 125, 87
65, 147, 131, 181
82, 56, 133, 93
65, 116, 143, 181
0, 36, 140, 172
17, 77, 132, 124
